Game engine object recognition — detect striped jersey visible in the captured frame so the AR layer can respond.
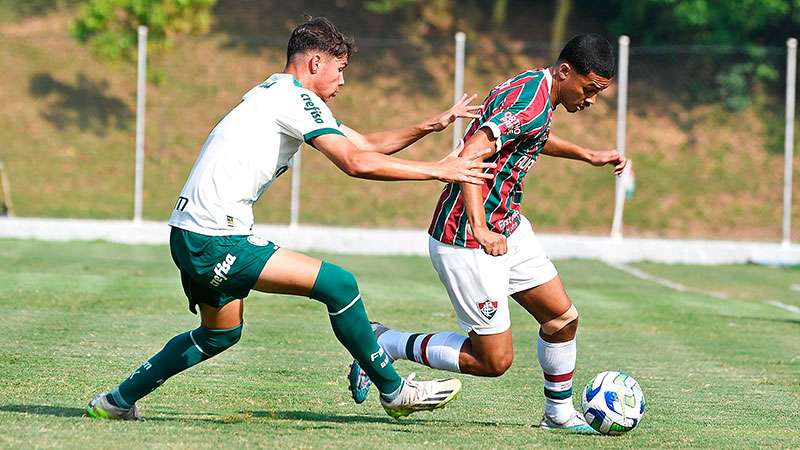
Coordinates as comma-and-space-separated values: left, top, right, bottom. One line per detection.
428, 68, 553, 248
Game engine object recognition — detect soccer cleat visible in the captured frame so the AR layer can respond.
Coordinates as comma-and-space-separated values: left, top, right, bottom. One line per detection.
348, 360, 372, 404
348, 322, 392, 404
85, 393, 141, 421
380, 373, 461, 419
539, 410, 597, 434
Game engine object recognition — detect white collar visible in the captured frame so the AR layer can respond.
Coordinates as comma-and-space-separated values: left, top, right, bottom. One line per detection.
543, 68, 553, 91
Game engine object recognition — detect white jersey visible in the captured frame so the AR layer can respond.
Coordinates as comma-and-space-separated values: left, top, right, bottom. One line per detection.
168, 73, 343, 235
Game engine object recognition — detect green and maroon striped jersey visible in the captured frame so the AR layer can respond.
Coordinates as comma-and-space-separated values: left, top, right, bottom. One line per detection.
428, 68, 553, 248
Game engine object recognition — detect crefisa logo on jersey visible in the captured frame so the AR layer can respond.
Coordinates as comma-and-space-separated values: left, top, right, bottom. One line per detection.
478, 300, 498, 320
300, 93, 324, 124
210, 253, 237, 287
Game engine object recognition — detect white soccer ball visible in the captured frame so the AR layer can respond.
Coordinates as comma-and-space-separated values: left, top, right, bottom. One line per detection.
581, 371, 645, 435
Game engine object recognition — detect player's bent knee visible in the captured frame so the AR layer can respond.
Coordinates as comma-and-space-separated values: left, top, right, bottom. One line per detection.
192, 324, 243, 357
310, 262, 361, 314
482, 352, 513, 377
540, 304, 578, 336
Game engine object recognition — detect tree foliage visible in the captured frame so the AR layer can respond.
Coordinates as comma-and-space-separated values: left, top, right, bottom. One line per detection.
583, 0, 800, 46
71, 0, 217, 61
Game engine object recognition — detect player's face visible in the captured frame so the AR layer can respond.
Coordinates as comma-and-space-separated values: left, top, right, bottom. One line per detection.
314, 53, 348, 102
558, 63, 611, 113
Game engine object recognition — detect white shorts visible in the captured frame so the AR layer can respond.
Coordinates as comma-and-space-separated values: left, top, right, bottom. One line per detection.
429, 216, 558, 335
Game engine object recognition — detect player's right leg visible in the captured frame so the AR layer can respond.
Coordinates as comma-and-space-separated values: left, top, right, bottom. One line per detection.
348, 236, 514, 401
252, 247, 461, 418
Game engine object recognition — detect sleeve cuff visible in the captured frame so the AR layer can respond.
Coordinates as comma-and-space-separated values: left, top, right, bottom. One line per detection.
303, 127, 344, 144
480, 122, 503, 152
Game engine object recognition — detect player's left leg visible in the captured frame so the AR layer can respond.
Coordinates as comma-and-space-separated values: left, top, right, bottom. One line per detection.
87, 300, 244, 420
511, 276, 591, 431
501, 216, 593, 433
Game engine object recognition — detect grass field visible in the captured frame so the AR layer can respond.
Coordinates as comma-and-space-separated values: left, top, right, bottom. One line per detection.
1, 238, 799, 448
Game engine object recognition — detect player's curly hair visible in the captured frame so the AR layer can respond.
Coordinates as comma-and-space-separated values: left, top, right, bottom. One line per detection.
558, 34, 615, 79
287, 15, 356, 62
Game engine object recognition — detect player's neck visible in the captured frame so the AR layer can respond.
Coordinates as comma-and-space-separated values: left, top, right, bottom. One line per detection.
282, 63, 314, 90
548, 66, 560, 110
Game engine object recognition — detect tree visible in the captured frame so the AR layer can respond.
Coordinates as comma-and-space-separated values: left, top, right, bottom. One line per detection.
71, 0, 217, 61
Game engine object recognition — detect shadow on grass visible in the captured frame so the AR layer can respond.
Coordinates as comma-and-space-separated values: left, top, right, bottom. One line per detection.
0, 404, 86, 417
253, 410, 415, 425
29, 72, 133, 136
716, 314, 800, 326
254, 410, 529, 429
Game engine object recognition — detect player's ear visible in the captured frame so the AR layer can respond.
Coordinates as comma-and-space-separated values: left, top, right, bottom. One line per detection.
557, 62, 571, 81
309, 54, 322, 74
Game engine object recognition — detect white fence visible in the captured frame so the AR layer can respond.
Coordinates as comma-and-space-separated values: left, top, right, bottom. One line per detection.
1, 217, 798, 265
128, 31, 797, 246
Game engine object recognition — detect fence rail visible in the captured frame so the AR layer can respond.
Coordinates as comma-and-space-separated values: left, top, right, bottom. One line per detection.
1, 31, 797, 242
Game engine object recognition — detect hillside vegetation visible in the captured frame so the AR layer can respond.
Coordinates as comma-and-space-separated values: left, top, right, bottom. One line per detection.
0, 4, 797, 240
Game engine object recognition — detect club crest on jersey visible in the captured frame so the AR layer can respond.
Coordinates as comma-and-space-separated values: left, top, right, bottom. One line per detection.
478, 300, 499, 320
247, 235, 269, 247
300, 93, 324, 124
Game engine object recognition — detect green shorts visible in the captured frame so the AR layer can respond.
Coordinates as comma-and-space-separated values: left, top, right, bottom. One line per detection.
169, 226, 279, 312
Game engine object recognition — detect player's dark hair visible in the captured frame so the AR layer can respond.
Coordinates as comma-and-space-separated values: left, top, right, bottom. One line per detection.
286, 16, 356, 62
557, 34, 615, 79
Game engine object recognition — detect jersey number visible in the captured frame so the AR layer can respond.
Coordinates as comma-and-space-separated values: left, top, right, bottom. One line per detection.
175, 196, 189, 211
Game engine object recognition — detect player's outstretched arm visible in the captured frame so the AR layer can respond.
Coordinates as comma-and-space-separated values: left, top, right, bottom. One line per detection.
543, 134, 628, 175
310, 132, 495, 184
457, 128, 508, 256
340, 93, 482, 155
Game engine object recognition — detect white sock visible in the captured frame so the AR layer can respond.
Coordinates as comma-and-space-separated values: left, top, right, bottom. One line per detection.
537, 335, 577, 424
377, 330, 465, 373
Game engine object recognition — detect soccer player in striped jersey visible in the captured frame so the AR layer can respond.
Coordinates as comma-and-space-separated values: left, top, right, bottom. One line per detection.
348, 34, 628, 432
86, 16, 496, 421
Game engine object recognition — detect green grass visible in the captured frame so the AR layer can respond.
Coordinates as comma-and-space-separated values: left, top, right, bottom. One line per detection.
1, 238, 799, 448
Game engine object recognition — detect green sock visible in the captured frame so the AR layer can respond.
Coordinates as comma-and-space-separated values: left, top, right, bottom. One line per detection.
311, 262, 403, 395
108, 325, 242, 407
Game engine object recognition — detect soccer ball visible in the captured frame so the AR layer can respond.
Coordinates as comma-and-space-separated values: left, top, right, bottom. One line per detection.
581, 371, 645, 435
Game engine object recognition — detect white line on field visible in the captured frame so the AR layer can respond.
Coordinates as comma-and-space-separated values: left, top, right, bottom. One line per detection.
790, 284, 800, 292
766, 301, 800, 314
605, 262, 729, 299
606, 262, 800, 315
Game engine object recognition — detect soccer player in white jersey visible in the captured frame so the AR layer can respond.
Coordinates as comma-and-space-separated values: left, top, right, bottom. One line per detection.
348, 34, 628, 432
86, 16, 497, 421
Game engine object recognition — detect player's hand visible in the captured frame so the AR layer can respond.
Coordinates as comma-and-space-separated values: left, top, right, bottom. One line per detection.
435, 147, 496, 185
429, 93, 483, 132
473, 226, 507, 256
589, 149, 628, 176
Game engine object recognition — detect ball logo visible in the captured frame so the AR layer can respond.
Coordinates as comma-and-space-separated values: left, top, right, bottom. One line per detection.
477, 300, 498, 320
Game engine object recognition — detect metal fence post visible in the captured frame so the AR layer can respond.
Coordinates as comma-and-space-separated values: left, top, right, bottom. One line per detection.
611, 35, 630, 239
133, 26, 148, 223
453, 31, 466, 149
783, 38, 797, 246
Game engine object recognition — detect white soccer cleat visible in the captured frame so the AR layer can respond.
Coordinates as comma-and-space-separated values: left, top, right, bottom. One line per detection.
539, 410, 597, 434
380, 373, 461, 419
85, 393, 141, 421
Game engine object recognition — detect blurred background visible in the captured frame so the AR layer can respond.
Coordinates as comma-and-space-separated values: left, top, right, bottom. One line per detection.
0, 0, 798, 241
